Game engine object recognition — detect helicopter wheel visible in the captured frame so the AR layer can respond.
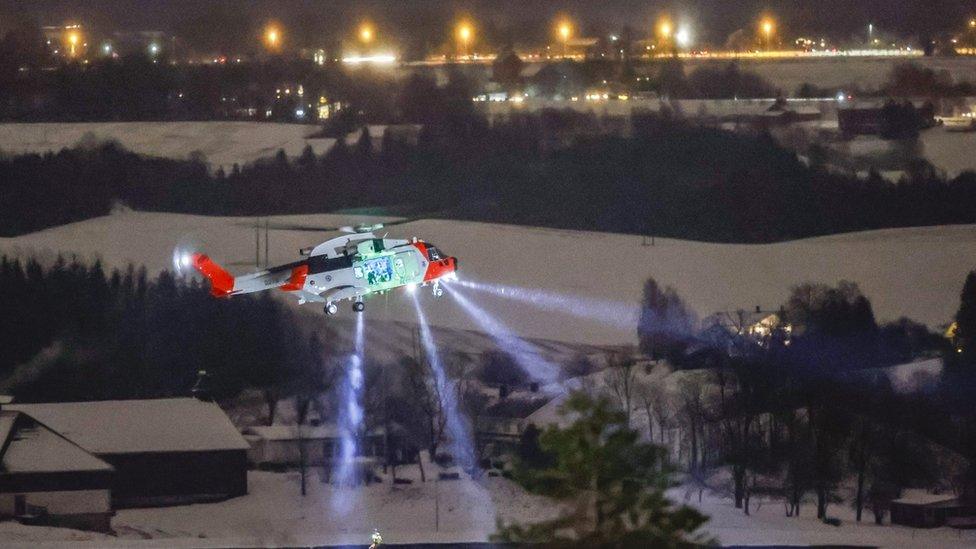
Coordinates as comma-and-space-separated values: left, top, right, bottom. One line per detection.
325, 303, 338, 315
352, 301, 365, 313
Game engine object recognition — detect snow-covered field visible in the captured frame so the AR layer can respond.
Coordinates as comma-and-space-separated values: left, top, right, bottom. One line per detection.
2, 210, 974, 346
684, 56, 976, 95
3, 468, 975, 548
0, 122, 336, 170
921, 126, 976, 178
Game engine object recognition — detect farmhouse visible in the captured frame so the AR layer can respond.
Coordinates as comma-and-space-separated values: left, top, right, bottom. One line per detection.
10, 398, 249, 508
0, 410, 114, 532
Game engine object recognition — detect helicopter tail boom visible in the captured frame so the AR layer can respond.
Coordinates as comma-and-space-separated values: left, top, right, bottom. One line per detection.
191, 253, 236, 297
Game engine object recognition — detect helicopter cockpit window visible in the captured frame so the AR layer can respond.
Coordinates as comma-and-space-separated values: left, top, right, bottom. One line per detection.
427, 246, 443, 261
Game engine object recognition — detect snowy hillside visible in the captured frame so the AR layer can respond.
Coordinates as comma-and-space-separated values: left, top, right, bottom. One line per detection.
0, 122, 336, 170
2, 210, 974, 346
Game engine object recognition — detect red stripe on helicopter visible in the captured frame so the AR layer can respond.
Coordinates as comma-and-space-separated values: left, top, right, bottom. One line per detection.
191, 253, 235, 298
279, 264, 309, 292
412, 242, 458, 282
424, 256, 457, 282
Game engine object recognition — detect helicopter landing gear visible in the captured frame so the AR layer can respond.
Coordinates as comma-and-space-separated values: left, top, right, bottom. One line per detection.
352, 300, 365, 313
325, 302, 338, 315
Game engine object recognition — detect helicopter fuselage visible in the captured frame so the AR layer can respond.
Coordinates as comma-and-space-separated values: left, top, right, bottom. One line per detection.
189, 233, 458, 314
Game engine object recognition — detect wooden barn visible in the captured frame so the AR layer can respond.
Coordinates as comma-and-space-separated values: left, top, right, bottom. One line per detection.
10, 398, 249, 508
0, 410, 114, 532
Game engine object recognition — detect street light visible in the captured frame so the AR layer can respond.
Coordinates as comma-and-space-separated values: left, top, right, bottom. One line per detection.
66, 30, 81, 57
760, 18, 775, 50
557, 21, 572, 57
676, 27, 691, 49
659, 20, 672, 41
359, 23, 374, 44
657, 18, 673, 55
264, 24, 282, 51
457, 23, 473, 58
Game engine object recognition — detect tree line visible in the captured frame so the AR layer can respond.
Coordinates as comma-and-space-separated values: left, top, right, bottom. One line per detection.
569, 271, 976, 526
3, 109, 976, 242
0, 255, 329, 406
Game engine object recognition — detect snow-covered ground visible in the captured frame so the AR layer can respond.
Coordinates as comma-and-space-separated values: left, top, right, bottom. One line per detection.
683, 56, 976, 95
2, 210, 973, 346
689, 488, 976, 548
920, 125, 976, 178
0, 122, 336, 171
3, 468, 975, 548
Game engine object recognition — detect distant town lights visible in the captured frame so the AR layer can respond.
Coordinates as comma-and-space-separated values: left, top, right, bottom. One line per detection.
341, 53, 396, 65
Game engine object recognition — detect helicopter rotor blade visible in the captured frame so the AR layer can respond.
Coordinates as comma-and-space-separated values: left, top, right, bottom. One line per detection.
237, 222, 344, 233
234, 212, 443, 234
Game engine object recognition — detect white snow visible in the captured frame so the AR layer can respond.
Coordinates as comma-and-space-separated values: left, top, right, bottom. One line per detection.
920, 125, 976, 178
3, 469, 975, 548
2, 211, 973, 346
0, 411, 113, 473
893, 489, 957, 505
0, 122, 336, 171
853, 358, 944, 393
686, 489, 976, 548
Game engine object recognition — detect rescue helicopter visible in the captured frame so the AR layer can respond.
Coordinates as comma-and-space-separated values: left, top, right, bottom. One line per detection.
174, 219, 458, 315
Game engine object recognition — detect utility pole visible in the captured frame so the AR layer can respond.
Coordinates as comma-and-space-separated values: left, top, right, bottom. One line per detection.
255, 219, 260, 267
434, 477, 440, 532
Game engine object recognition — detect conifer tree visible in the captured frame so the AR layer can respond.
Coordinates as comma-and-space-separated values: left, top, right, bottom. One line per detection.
496, 392, 711, 546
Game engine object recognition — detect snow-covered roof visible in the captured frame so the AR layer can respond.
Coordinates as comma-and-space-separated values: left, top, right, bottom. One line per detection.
483, 396, 551, 419
893, 490, 958, 506
0, 411, 112, 473
9, 398, 249, 454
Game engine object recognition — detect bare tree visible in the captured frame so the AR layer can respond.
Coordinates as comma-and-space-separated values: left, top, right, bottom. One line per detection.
606, 350, 639, 427
711, 366, 763, 514
678, 376, 708, 474
405, 329, 448, 462
635, 374, 671, 446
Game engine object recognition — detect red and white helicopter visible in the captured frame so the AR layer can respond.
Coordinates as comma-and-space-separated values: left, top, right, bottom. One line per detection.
175, 220, 458, 315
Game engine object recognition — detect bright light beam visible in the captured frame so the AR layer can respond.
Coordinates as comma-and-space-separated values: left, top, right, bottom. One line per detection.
452, 279, 639, 331
444, 285, 561, 384
410, 292, 476, 469
332, 311, 366, 512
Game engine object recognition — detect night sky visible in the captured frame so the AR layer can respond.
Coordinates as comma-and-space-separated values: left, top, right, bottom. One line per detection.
2, 0, 973, 51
